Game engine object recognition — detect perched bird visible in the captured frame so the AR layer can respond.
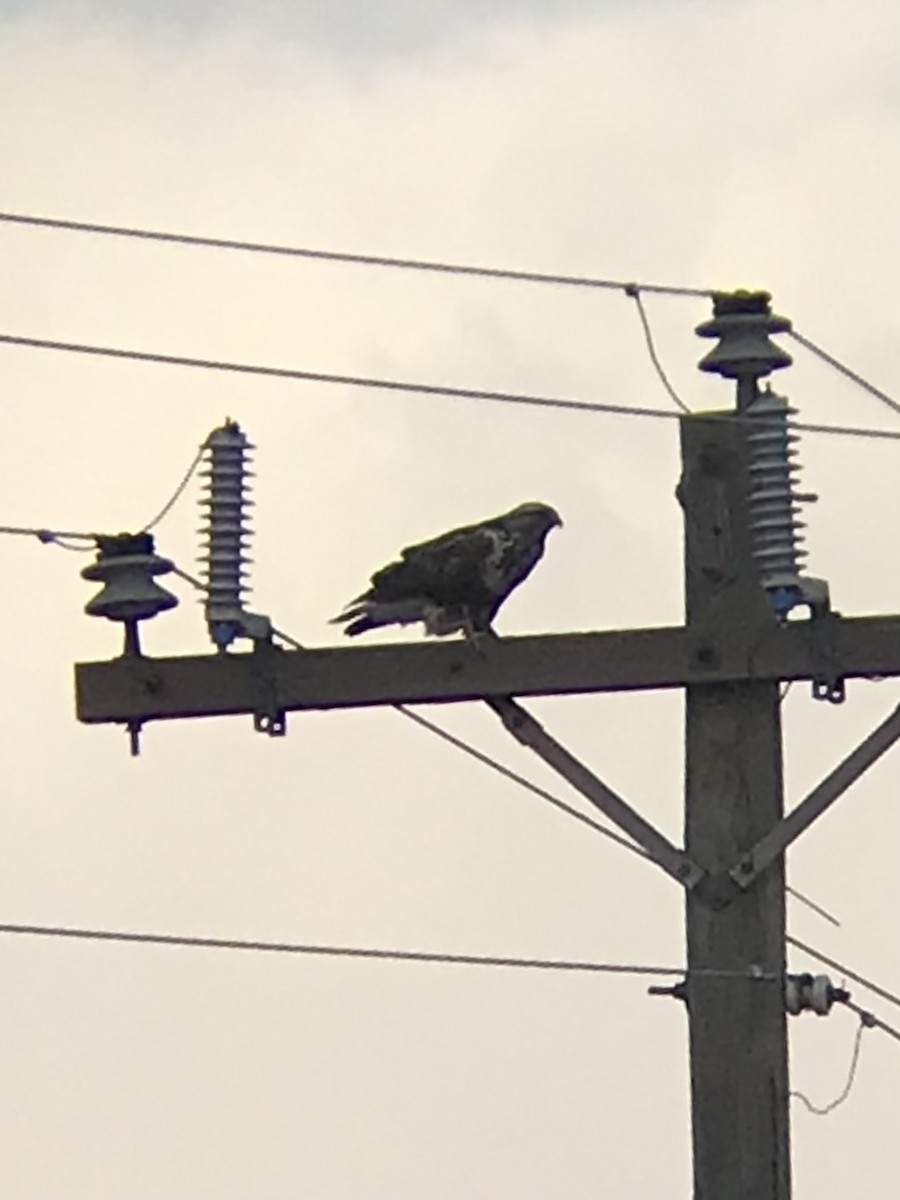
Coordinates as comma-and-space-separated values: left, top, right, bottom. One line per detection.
331, 502, 562, 640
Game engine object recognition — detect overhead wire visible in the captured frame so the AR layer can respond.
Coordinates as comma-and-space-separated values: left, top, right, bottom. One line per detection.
2, 210, 896, 426
4, 212, 899, 1086
842, 996, 900, 1045
0, 210, 712, 298
787, 935, 900, 1014
0, 523, 95, 544
0, 919, 781, 980
393, 704, 649, 860
787, 329, 900, 418
2, 331, 900, 443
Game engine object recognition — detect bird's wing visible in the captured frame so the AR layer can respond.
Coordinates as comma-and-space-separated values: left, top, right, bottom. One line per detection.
369, 522, 508, 601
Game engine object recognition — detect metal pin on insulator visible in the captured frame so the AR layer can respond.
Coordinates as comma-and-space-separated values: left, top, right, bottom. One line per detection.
199, 420, 254, 650
745, 387, 821, 617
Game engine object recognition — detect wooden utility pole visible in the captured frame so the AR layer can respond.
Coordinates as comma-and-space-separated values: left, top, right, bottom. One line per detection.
681, 411, 790, 1199
73, 292, 900, 1199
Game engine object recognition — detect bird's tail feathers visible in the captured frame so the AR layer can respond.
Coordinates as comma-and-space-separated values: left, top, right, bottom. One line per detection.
330, 598, 425, 636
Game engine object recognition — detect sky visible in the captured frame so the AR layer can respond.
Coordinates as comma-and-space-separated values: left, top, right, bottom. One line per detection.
0, 1, 898, 1197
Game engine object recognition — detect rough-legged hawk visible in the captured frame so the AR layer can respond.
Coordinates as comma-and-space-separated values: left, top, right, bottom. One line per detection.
332, 502, 562, 639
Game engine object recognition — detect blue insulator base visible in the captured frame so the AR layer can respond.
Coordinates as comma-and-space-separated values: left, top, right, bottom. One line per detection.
767, 585, 804, 618
210, 619, 242, 649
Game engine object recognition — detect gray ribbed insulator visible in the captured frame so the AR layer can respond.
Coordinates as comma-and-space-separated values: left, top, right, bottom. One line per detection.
199, 420, 254, 648
744, 388, 815, 611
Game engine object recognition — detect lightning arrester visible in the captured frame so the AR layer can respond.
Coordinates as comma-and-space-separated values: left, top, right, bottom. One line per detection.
199, 419, 254, 649
696, 291, 827, 618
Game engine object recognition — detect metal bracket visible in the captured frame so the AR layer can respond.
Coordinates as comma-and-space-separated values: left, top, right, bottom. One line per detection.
250, 637, 287, 737
812, 676, 845, 704
487, 696, 705, 889
806, 610, 846, 704
649, 980, 687, 1003
730, 700, 900, 889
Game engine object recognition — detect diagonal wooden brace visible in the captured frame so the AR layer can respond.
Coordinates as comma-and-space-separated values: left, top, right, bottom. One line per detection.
730, 700, 900, 889
486, 697, 704, 888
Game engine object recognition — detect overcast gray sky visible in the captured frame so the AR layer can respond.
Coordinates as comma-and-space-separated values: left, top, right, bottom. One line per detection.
0, 1, 898, 1197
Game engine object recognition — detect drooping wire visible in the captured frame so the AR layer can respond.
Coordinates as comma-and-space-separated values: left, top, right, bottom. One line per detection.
787, 935, 900, 1013
140, 443, 206, 532
0, 439, 207, 552
2, 331, 900, 443
0, 210, 713, 298
790, 1013, 868, 1116
626, 285, 691, 415
788, 330, 900, 418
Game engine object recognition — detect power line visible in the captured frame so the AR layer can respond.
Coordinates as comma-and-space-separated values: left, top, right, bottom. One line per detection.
787, 935, 900, 1013
0, 210, 712, 298
0, 920, 778, 980
787, 330, 900, 418
395, 704, 649, 860
3, 212, 896, 423
3, 331, 900, 443
842, 996, 900, 1045
786, 889, 840, 928
0, 441, 206, 548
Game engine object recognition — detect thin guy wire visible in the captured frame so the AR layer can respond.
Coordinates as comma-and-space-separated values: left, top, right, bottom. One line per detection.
3, 331, 900, 443
627, 286, 691, 414
0, 920, 779, 979
842, 997, 900, 1045
788, 330, 900, 417
790, 1016, 867, 1116
787, 935, 900, 1013
173, 568, 840, 924
0, 210, 712, 298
